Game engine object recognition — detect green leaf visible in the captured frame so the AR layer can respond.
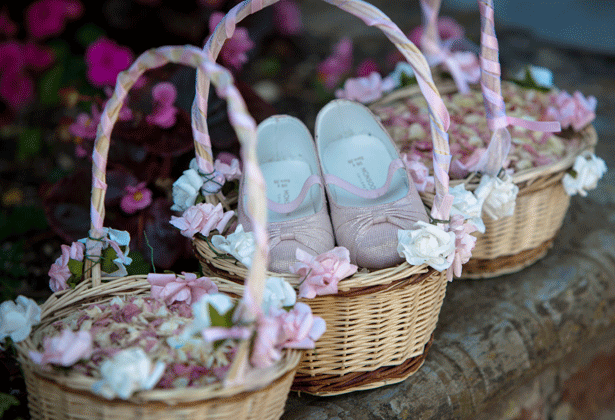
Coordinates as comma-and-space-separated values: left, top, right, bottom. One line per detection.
38, 64, 64, 106
76, 24, 105, 48
17, 128, 42, 161
208, 303, 234, 328
0, 392, 19, 417
125, 251, 151, 276
101, 246, 119, 273
68, 259, 84, 277
400, 73, 418, 87
510, 67, 551, 93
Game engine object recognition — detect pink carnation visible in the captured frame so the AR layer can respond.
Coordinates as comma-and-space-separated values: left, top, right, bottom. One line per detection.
290, 247, 357, 299
120, 182, 152, 214
446, 214, 477, 281
317, 37, 353, 90
401, 152, 435, 193
29, 329, 92, 366
48, 242, 85, 292
148, 272, 218, 305
209, 12, 254, 71
85, 37, 133, 87
146, 82, 178, 128
335, 72, 394, 104
214, 157, 241, 181
273, 0, 303, 36
170, 202, 234, 238
546, 90, 597, 132
25, 0, 83, 39
275, 302, 326, 349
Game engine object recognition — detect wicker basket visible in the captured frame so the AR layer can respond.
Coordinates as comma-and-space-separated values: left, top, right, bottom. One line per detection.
369, 0, 599, 278
189, 0, 456, 395
15, 45, 301, 420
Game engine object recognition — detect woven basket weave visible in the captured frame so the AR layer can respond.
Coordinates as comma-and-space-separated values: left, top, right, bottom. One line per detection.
15, 46, 300, 420
190, 0, 455, 395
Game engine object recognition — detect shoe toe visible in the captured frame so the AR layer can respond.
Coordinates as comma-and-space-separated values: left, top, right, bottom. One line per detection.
268, 239, 330, 273
352, 223, 404, 269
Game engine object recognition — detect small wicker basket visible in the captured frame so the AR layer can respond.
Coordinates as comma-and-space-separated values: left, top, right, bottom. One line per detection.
190, 0, 455, 395
15, 45, 301, 420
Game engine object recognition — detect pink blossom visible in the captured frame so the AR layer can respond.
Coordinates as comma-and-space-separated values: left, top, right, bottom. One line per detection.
48, 242, 85, 292
317, 37, 353, 90
29, 329, 92, 366
85, 37, 134, 87
148, 272, 218, 305
335, 72, 394, 104
408, 16, 465, 47
25, 0, 83, 39
290, 247, 358, 299
208, 12, 254, 71
0, 41, 23, 72
356, 59, 380, 77
69, 104, 101, 139
401, 152, 435, 193
446, 214, 477, 281
546, 90, 597, 132
273, 0, 303, 36
0, 10, 17, 37
0, 70, 34, 110
198, 0, 225, 7
170, 202, 234, 238
120, 182, 153, 214
251, 315, 282, 369
146, 82, 178, 128
23, 42, 55, 70
275, 302, 325, 349
214, 157, 241, 181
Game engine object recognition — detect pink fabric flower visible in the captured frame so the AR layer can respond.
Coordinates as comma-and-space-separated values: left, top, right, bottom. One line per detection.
209, 12, 254, 71
0, 10, 17, 37
408, 16, 465, 47
356, 59, 380, 77
402, 152, 435, 193
120, 182, 153, 214
290, 247, 358, 299
273, 0, 303, 36
69, 104, 101, 139
546, 90, 597, 132
25, 0, 83, 39
335, 72, 395, 104
449, 147, 486, 179
251, 315, 283, 369
146, 82, 178, 128
29, 329, 92, 366
275, 302, 326, 349
201, 326, 252, 342
170, 202, 234, 238
214, 157, 241, 181
446, 214, 478, 281
85, 37, 134, 87
48, 242, 85, 292
317, 37, 353, 90
148, 272, 218, 305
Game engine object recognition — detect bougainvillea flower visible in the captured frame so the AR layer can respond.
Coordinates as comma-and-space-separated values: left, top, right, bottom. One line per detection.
69, 104, 101, 139
273, 0, 303, 36
208, 12, 254, 71
146, 82, 178, 128
23, 42, 55, 70
317, 37, 353, 90
120, 182, 153, 214
85, 37, 134, 87
0, 10, 17, 37
25, 0, 83, 39
0, 70, 34, 110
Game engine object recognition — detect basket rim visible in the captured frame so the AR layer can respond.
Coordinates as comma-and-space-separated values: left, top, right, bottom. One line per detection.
15, 275, 302, 405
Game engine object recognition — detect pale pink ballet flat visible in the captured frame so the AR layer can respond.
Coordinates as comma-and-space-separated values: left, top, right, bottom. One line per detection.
238, 115, 335, 273
315, 99, 429, 269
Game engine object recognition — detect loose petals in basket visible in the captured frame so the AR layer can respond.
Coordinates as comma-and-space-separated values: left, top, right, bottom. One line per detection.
92, 348, 166, 400
397, 221, 455, 271
0, 296, 41, 345
170, 202, 234, 238
402, 152, 435, 193
211, 224, 256, 268
562, 153, 607, 197
148, 272, 218, 305
29, 329, 93, 367
290, 247, 358, 299
473, 173, 519, 220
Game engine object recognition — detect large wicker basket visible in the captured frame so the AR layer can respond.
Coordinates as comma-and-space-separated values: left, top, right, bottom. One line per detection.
190, 0, 455, 396
15, 45, 301, 420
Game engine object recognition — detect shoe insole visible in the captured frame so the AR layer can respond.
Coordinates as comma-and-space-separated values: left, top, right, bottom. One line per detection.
322, 133, 407, 207
260, 160, 319, 222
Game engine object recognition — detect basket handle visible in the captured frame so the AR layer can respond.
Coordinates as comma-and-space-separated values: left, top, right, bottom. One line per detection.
87, 46, 268, 318
192, 0, 453, 218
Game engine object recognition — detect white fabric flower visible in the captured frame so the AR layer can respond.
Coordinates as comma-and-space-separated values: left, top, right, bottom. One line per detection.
474, 173, 519, 220
92, 348, 165, 400
389, 62, 415, 89
211, 224, 256, 267
515, 65, 553, 88
262, 277, 296, 315
397, 221, 456, 271
191, 293, 235, 330
562, 154, 607, 197
171, 169, 204, 212
0, 296, 41, 345
449, 184, 486, 233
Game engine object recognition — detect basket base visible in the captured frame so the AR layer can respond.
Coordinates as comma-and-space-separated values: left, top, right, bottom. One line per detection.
291, 334, 434, 396
461, 237, 555, 279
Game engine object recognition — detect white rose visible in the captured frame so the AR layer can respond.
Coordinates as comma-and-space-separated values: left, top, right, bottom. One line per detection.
171, 169, 204, 212
211, 224, 256, 268
0, 296, 41, 345
474, 173, 519, 220
562, 154, 607, 197
449, 184, 486, 233
397, 221, 456, 271
262, 277, 296, 315
92, 348, 165, 399
191, 293, 235, 330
